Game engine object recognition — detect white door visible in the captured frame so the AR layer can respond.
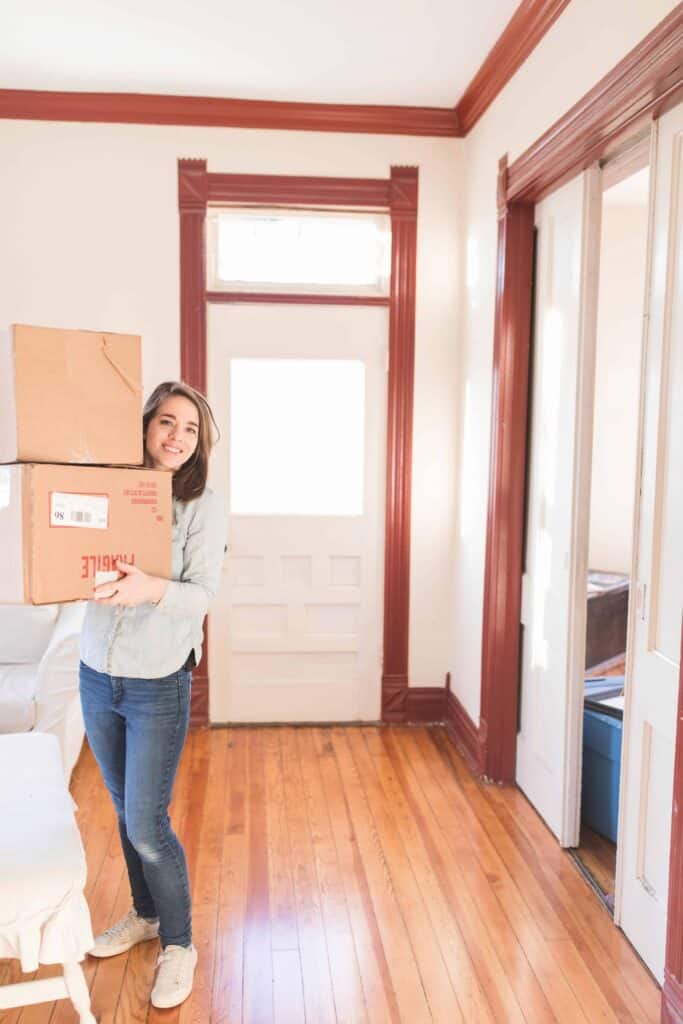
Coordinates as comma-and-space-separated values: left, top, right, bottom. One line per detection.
617, 106, 683, 982
516, 169, 601, 843
207, 302, 387, 723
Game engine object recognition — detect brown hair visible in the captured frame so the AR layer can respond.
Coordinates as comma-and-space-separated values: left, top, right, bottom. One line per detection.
143, 381, 220, 502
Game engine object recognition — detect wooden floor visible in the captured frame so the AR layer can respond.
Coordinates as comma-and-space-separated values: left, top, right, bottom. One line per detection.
575, 826, 618, 902
0, 726, 660, 1024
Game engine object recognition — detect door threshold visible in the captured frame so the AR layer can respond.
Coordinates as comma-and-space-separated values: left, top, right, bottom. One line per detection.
569, 848, 615, 915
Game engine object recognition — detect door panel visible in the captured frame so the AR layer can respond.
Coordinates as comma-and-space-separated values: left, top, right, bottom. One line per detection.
207, 303, 387, 723
516, 169, 600, 843
618, 105, 683, 982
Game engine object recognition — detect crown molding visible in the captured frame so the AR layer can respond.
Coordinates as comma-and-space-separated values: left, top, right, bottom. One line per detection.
0, 88, 461, 138
455, 0, 572, 134
506, 5, 683, 203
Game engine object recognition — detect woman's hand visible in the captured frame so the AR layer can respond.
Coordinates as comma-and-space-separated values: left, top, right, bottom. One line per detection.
93, 561, 168, 607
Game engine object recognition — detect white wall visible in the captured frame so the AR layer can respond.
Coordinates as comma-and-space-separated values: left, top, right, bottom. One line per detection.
452, 0, 676, 722
0, 120, 461, 691
589, 199, 649, 574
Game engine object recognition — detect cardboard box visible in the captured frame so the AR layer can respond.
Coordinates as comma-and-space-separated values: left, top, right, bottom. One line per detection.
0, 464, 172, 604
0, 324, 143, 465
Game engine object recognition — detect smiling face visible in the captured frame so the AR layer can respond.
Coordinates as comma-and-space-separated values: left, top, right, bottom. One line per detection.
144, 394, 200, 473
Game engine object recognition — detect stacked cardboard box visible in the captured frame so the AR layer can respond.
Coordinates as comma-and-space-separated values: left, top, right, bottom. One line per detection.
0, 324, 172, 604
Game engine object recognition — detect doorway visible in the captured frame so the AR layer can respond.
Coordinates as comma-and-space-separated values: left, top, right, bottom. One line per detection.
207, 302, 388, 723
574, 160, 651, 911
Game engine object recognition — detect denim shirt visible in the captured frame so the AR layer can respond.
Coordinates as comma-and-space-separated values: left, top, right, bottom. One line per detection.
80, 487, 227, 679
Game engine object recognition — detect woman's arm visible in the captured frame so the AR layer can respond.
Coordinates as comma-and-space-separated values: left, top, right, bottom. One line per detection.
154, 491, 226, 618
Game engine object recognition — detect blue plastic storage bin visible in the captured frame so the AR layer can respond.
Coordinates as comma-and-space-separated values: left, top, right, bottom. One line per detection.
581, 707, 623, 843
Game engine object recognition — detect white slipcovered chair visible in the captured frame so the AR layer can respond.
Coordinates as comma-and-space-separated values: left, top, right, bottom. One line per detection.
0, 602, 86, 780
0, 732, 96, 1022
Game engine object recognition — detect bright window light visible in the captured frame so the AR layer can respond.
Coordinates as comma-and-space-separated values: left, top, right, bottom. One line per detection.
230, 359, 365, 515
209, 209, 391, 295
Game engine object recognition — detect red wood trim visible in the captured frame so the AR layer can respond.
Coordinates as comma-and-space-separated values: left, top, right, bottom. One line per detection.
662, 620, 683, 1024
444, 689, 484, 776
381, 166, 418, 722
189, 669, 209, 728
207, 173, 392, 208
179, 158, 209, 723
206, 291, 390, 307
455, 0, 572, 135
179, 158, 208, 393
506, 6, 683, 203
404, 687, 448, 724
179, 161, 418, 725
480, 172, 535, 783
0, 89, 461, 138
663, 972, 683, 1024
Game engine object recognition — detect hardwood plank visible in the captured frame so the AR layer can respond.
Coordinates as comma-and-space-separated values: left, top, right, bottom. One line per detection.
263, 728, 298, 953
312, 728, 399, 1024
272, 949, 305, 1024
279, 727, 336, 1024
576, 826, 617, 896
296, 728, 368, 1024
212, 728, 248, 1024
328, 728, 432, 1023
242, 729, 274, 1024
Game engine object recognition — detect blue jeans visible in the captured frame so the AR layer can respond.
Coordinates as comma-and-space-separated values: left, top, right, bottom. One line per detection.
79, 661, 192, 949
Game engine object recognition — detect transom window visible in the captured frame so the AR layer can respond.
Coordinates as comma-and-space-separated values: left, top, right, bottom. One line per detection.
207, 208, 391, 296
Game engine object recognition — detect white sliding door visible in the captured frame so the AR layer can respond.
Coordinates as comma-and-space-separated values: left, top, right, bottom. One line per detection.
516, 168, 601, 843
617, 106, 683, 982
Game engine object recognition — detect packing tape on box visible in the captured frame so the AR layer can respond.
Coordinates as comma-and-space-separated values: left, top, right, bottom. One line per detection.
100, 336, 142, 396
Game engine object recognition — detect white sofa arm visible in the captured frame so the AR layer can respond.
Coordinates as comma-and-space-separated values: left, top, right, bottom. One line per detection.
34, 602, 87, 781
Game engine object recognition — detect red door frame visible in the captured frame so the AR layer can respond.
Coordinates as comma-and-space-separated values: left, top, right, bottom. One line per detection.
178, 162, 419, 727
478, 10, 682, 1020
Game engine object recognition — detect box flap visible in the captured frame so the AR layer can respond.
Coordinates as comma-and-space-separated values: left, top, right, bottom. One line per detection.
12, 324, 143, 466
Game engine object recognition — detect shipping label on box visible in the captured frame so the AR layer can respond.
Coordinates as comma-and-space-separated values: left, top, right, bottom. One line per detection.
0, 465, 172, 604
0, 324, 143, 466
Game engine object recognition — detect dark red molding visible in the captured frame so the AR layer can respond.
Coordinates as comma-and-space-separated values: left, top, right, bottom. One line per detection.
381, 167, 419, 722
0, 89, 460, 138
480, 172, 535, 782
444, 690, 484, 776
662, 621, 683, 1024
455, 0, 572, 134
179, 161, 419, 725
507, 6, 683, 203
208, 174, 392, 208
206, 292, 389, 307
405, 687, 448, 723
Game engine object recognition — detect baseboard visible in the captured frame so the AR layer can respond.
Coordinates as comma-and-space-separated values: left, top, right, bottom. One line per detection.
663, 971, 683, 1024
404, 687, 448, 723
189, 674, 209, 727
444, 689, 483, 774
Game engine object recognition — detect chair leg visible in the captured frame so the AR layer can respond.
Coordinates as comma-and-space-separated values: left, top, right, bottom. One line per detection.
62, 962, 97, 1024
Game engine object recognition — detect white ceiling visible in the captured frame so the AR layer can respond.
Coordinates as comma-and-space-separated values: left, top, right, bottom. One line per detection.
2, 0, 521, 107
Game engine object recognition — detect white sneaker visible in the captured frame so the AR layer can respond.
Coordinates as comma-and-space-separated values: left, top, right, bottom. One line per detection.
151, 944, 198, 1009
88, 909, 159, 958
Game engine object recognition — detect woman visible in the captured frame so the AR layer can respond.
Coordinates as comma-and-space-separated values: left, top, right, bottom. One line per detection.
79, 381, 226, 1009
